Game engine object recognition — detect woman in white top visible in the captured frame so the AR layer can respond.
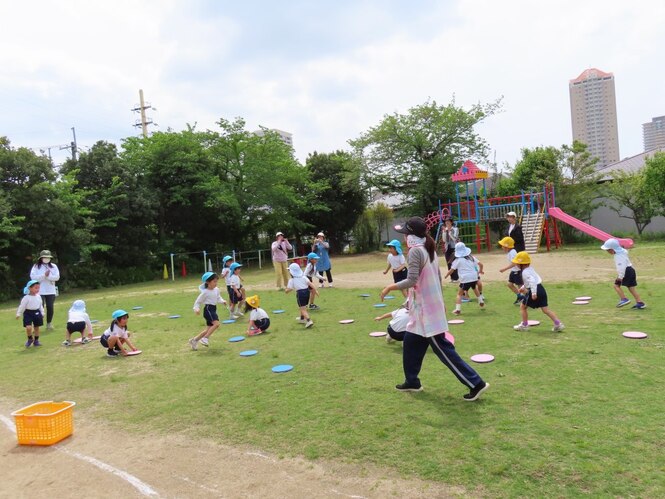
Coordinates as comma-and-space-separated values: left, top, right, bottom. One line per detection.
30, 249, 60, 330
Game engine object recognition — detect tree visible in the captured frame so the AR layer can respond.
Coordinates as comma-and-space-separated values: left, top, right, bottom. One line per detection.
303, 151, 367, 253
370, 202, 393, 244
350, 98, 501, 214
603, 169, 658, 235
643, 151, 665, 211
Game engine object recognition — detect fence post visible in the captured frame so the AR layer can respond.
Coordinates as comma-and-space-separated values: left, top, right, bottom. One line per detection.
170, 253, 175, 282
258, 249, 262, 269
203, 250, 207, 273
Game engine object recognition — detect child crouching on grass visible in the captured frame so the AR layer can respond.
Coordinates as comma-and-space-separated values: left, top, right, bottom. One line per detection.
601, 238, 646, 309
374, 303, 409, 344
511, 252, 565, 332
16, 280, 44, 347
285, 262, 318, 328
244, 295, 270, 336
63, 299, 93, 346
100, 310, 138, 357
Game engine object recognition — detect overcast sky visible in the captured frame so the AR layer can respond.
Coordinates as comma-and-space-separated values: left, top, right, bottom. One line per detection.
1, 0, 664, 169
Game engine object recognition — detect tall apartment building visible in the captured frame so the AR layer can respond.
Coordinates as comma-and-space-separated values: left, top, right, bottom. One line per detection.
569, 68, 620, 166
253, 128, 293, 147
642, 116, 665, 151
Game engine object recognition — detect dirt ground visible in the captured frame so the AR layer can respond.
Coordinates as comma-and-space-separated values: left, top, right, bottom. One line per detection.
0, 252, 621, 498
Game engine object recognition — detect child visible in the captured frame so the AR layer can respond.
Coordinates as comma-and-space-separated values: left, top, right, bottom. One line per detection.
228, 262, 245, 318
304, 252, 323, 310
601, 238, 646, 309
511, 252, 565, 332
374, 304, 409, 344
244, 295, 270, 336
100, 310, 138, 357
221, 255, 235, 317
16, 280, 44, 347
189, 272, 227, 350
383, 240, 408, 298
444, 242, 485, 315
63, 299, 93, 346
442, 218, 459, 282
285, 262, 318, 328
497, 236, 524, 304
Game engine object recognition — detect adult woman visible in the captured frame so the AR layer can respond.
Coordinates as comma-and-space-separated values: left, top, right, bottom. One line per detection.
312, 232, 333, 287
30, 249, 60, 330
271, 232, 292, 290
380, 217, 489, 401
505, 211, 525, 253
442, 217, 459, 282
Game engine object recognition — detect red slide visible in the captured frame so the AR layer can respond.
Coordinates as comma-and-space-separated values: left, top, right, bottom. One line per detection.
548, 207, 634, 249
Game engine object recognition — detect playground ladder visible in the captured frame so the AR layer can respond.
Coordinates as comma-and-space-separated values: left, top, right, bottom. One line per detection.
522, 211, 545, 254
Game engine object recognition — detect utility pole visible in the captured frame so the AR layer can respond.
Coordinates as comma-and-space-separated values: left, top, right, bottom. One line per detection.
71, 126, 77, 161
131, 89, 156, 138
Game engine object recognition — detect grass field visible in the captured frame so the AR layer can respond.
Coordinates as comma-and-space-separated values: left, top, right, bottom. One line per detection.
1, 244, 664, 497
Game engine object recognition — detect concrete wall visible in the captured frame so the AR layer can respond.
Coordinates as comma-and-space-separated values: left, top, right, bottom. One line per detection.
590, 198, 665, 234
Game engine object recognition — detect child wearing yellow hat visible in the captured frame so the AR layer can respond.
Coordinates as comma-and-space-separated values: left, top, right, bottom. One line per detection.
497, 236, 524, 305
244, 295, 270, 336
511, 252, 564, 332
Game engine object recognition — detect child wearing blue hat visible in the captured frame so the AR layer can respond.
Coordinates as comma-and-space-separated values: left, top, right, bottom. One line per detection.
189, 272, 228, 350
16, 280, 44, 347
228, 262, 245, 318
383, 239, 408, 297
100, 310, 138, 357
601, 239, 646, 309
304, 252, 323, 309
63, 299, 93, 346
220, 255, 235, 317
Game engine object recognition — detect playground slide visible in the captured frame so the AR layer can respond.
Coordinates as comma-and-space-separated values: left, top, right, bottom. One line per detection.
548, 207, 634, 249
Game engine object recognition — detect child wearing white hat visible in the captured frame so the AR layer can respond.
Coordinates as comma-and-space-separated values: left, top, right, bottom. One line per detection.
444, 242, 485, 315
285, 262, 319, 328
601, 238, 645, 309
63, 300, 93, 346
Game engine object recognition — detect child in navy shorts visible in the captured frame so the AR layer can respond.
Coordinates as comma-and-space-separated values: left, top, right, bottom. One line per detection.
601, 238, 646, 309
228, 262, 245, 318
511, 252, 565, 332
63, 299, 93, 346
445, 242, 485, 315
374, 304, 409, 344
221, 255, 235, 317
285, 262, 318, 328
189, 272, 227, 350
244, 295, 270, 336
498, 236, 524, 304
16, 280, 44, 347
304, 252, 322, 310
100, 310, 138, 356
383, 239, 408, 297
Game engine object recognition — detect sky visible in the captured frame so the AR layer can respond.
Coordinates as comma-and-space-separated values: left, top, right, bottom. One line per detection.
1, 0, 664, 169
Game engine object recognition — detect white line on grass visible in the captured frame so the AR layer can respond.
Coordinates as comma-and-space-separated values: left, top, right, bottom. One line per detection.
0, 414, 159, 497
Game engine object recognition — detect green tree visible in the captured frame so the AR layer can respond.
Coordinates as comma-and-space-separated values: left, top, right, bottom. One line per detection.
603, 169, 659, 235
370, 202, 393, 244
350, 98, 501, 214
643, 151, 665, 210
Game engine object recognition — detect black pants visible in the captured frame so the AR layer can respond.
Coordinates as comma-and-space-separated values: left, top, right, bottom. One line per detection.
318, 269, 333, 284
42, 294, 56, 324
445, 248, 458, 281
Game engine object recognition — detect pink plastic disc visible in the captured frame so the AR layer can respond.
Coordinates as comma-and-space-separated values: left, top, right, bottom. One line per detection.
339, 319, 354, 324
448, 319, 464, 325
369, 331, 386, 337
126, 350, 142, 356
470, 353, 494, 363
572, 300, 589, 305
576, 296, 592, 301
527, 320, 540, 326
622, 331, 648, 339
444, 332, 455, 345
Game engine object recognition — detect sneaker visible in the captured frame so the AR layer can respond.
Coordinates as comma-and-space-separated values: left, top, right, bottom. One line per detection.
552, 323, 565, 332
189, 338, 198, 351
308, 304, 320, 310
453, 309, 461, 316
200, 337, 209, 347
25, 338, 34, 347
62, 340, 71, 346
33, 339, 42, 346
461, 297, 471, 303
319, 283, 324, 288
46, 323, 54, 331
631, 302, 646, 309
305, 319, 314, 328
513, 323, 529, 331
295, 317, 306, 323
395, 382, 423, 392
479, 302, 485, 308
386, 335, 395, 344
328, 283, 333, 288
513, 295, 523, 305
616, 298, 631, 308
114, 345, 122, 351
464, 381, 489, 401
82, 337, 91, 344
107, 349, 119, 357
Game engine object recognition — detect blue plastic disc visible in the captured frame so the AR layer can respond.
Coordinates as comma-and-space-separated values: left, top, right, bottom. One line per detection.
272, 364, 293, 373
228, 336, 245, 342
374, 303, 387, 308
222, 319, 236, 324
132, 306, 143, 310
169, 315, 181, 319
359, 294, 370, 298
240, 349, 258, 357
384, 296, 395, 300
272, 309, 285, 314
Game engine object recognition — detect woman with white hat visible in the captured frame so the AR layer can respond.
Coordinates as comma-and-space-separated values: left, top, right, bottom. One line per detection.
30, 249, 60, 330
312, 232, 333, 287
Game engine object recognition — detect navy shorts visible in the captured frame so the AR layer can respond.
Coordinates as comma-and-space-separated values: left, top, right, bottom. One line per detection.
524, 284, 549, 309
203, 304, 219, 326
508, 271, 523, 285
387, 325, 405, 342
23, 309, 43, 328
67, 321, 86, 333
230, 287, 243, 304
100, 334, 110, 348
226, 285, 233, 301
460, 281, 478, 291
296, 288, 310, 307
620, 266, 637, 288
392, 268, 408, 283
255, 318, 270, 331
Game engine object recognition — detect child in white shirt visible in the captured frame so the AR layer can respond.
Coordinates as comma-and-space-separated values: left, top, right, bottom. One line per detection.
497, 236, 524, 305
601, 238, 645, 309
189, 272, 227, 350
100, 310, 138, 357
244, 295, 270, 336
444, 242, 485, 315
221, 255, 235, 317
285, 262, 318, 328
383, 240, 408, 297
63, 299, 93, 346
374, 305, 410, 344
16, 280, 44, 347
304, 252, 323, 310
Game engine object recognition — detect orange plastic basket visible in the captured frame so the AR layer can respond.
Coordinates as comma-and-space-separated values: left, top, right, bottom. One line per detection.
11, 401, 76, 446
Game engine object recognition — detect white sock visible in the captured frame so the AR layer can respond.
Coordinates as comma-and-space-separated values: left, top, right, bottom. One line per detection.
455, 303, 461, 311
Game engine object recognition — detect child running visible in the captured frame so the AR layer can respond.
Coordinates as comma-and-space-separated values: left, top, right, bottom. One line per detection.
511, 252, 565, 332
304, 252, 322, 310
601, 238, 646, 309
497, 236, 524, 304
285, 262, 318, 328
244, 295, 270, 336
221, 255, 235, 317
374, 303, 409, 344
228, 262, 244, 318
63, 299, 93, 346
444, 242, 485, 315
383, 239, 408, 298
189, 272, 227, 350
16, 280, 44, 347
100, 310, 138, 357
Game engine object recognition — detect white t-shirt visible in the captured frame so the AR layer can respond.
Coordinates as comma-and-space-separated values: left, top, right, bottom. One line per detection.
287, 276, 310, 291
389, 308, 410, 332
451, 256, 480, 284
228, 274, 241, 289
221, 267, 231, 285
387, 253, 406, 270
16, 294, 44, 316
250, 308, 269, 321
506, 249, 520, 272
521, 267, 542, 293
104, 323, 128, 339
304, 262, 318, 279
68, 310, 92, 326
613, 252, 633, 279
193, 286, 226, 312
